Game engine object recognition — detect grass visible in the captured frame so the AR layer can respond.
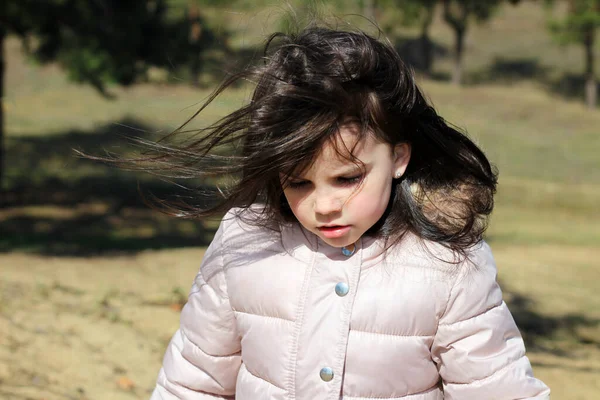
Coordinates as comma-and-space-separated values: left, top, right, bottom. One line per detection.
1, 1, 600, 399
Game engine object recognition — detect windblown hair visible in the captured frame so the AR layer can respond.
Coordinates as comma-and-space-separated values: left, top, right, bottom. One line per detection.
122, 24, 498, 255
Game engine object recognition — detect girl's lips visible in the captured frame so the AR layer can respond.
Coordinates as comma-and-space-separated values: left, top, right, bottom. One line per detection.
317, 225, 351, 239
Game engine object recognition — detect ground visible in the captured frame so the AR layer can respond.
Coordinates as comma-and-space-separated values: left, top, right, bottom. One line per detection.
0, 249, 203, 399
1, 245, 600, 399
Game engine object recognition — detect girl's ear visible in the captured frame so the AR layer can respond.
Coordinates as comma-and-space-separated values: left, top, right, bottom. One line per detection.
392, 143, 411, 179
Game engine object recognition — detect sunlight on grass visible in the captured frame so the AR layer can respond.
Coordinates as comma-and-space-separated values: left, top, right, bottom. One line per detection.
488, 177, 600, 247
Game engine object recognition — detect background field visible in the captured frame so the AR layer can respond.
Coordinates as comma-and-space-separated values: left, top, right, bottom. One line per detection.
1, 2, 599, 399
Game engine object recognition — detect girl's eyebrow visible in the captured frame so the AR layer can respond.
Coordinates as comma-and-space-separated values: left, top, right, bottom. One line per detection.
330, 162, 370, 174
284, 161, 370, 180
285, 173, 308, 181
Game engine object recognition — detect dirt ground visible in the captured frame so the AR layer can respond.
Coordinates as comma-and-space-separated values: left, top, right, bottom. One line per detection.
0, 249, 206, 400
1, 246, 600, 399
0, 248, 600, 400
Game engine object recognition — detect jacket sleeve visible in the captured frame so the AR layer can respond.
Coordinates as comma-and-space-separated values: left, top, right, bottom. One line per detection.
151, 216, 241, 399
431, 242, 550, 400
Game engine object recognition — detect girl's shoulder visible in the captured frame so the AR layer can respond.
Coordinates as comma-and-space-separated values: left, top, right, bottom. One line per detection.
218, 206, 281, 241
214, 206, 289, 260
384, 233, 496, 279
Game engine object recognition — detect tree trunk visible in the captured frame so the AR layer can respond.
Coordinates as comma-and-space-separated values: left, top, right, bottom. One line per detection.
443, 0, 468, 86
420, 8, 434, 77
583, 27, 597, 109
0, 29, 5, 194
452, 28, 465, 86
188, 1, 202, 87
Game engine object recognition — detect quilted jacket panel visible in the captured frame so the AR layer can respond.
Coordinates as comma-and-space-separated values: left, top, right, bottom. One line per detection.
151, 209, 550, 400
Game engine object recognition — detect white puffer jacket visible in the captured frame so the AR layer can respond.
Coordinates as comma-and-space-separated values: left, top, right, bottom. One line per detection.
151, 209, 550, 400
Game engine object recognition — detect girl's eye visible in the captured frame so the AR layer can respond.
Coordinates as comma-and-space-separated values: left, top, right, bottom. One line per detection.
288, 180, 310, 189
338, 175, 363, 185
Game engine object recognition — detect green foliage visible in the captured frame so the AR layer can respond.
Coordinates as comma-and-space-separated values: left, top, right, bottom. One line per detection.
462, 0, 504, 20
2, 0, 170, 93
2, 0, 224, 93
388, 0, 521, 32
442, 0, 505, 31
546, 0, 600, 45
384, 0, 437, 27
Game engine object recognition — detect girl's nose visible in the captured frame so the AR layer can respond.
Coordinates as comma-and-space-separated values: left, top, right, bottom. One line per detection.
313, 193, 343, 216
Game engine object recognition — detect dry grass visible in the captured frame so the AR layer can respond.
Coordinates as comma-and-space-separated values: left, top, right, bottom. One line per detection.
495, 244, 600, 400
0, 250, 204, 400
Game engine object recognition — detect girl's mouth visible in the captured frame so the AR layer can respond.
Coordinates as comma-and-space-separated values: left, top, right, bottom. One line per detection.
317, 225, 351, 239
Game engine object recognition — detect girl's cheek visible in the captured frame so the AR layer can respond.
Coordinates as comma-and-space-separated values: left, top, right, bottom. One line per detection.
287, 194, 310, 219
284, 193, 300, 213
350, 184, 391, 219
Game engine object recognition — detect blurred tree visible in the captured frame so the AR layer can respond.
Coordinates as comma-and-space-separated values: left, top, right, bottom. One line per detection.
0, 0, 170, 191
187, 2, 213, 86
0, 27, 4, 194
441, 0, 505, 85
161, 1, 223, 86
391, 0, 437, 76
389, 0, 521, 85
0, 0, 225, 191
546, 0, 600, 108
172, 0, 236, 86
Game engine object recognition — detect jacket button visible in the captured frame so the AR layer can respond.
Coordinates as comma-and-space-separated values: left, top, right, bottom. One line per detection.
320, 367, 334, 382
341, 243, 356, 256
335, 282, 349, 297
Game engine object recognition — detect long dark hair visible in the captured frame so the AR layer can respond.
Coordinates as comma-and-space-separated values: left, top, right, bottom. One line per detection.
110, 24, 497, 255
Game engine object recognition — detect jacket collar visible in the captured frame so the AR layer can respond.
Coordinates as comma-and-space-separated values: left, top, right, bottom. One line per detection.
280, 222, 386, 266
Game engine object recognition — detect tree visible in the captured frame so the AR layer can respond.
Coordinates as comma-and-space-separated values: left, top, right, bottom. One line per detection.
178, 0, 236, 86
392, 0, 521, 85
186, 2, 213, 86
0, 27, 5, 194
393, 0, 437, 76
547, 0, 600, 108
0, 0, 222, 191
441, 0, 505, 85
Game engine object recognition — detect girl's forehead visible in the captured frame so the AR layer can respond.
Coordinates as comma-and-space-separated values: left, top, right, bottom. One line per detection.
306, 127, 389, 173
282, 124, 391, 179
321, 125, 383, 162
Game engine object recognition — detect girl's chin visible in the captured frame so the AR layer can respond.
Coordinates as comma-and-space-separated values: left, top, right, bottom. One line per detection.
318, 232, 362, 249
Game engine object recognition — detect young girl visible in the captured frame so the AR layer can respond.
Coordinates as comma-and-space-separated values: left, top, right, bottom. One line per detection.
148, 25, 550, 399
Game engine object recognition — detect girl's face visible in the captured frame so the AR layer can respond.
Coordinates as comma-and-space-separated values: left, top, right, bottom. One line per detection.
282, 124, 411, 248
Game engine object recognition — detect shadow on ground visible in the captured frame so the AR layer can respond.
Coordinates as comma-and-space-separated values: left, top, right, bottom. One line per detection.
394, 34, 449, 79
546, 72, 600, 103
1, 118, 220, 256
470, 57, 551, 85
3, 118, 599, 358
468, 56, 599, 106
501, 280, 600, 356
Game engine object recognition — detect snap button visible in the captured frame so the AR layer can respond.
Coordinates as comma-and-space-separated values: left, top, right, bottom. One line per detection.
319, 367, 334, 382
335, 282, 349, 297
341, 243, 356, 257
